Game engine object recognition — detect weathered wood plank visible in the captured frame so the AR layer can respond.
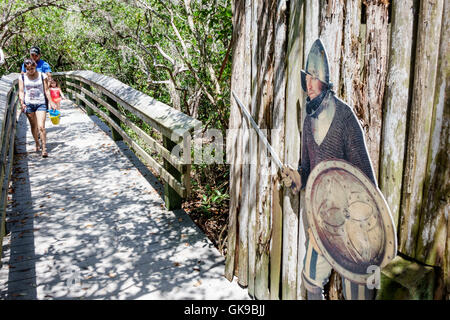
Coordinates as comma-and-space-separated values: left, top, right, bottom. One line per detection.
236, 0, 253, 287
225, 0, 245, 282
103, 94, 122, 141
162, 137, 183, 210
304, 0, 320, 62
359, 0, 389, 179
399, 0, 444, 257
270, 0, 287, 300
254, 0, 274, 300
340, 0, 361, 107
247, 0, 260, 297
379, 0, 416, 229
319, 0, 344, 92
415, 0, 449, 269
282, 0, 305, 301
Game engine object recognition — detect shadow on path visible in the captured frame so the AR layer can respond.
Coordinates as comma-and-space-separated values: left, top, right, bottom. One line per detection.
0, 101, 249, 300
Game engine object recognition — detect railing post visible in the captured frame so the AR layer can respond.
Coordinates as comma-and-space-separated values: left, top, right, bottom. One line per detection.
72, 79, 81, 107
60, 76, 70, 102
163, 136, 182, 210
81, 82, 94, 116
103, 95, 122, 141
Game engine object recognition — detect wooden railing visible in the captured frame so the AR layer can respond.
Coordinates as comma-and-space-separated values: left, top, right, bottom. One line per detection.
53, 71, 201, 210
0, 73, 20, 258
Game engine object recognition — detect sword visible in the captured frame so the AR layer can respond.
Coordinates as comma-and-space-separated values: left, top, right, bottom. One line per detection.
232, 90, 283, 169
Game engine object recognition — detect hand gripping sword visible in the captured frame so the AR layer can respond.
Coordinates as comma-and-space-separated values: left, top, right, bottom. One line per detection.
232, 91, 302, 193
232, 90, 283, 169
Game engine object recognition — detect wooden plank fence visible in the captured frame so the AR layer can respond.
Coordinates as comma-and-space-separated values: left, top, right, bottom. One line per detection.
225, 0, 448, 300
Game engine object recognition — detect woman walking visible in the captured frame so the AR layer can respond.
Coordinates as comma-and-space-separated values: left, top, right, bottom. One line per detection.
18, 58, 56, 157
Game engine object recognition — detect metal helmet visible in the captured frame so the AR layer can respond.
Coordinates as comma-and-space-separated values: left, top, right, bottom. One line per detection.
301, 39, 331, 92
305, 160, 397, 284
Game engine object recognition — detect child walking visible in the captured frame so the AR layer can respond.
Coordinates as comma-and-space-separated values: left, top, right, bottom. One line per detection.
49, 79, 66, 110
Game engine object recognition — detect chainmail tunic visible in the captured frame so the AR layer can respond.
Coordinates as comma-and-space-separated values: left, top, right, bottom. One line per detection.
300, 93, 376, 188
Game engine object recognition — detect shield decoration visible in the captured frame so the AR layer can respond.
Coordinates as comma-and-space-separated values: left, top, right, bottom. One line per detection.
305, 159, 397, 284
301, 38, 331, 92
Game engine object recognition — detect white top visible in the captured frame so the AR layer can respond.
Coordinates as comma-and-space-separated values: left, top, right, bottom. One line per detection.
24, 72, 48, 105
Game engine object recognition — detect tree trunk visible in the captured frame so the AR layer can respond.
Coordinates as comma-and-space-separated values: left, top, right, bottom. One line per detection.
254, 0, 274, 300
167, 79, 181, 111
236, 0, 253, 288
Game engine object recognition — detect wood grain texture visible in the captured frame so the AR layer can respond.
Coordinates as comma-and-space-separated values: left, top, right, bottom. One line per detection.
225, 0, 246, 282
319, 0, 344, 91
237, 0, 253, 287
359, 0, 389, 179
340, 0, 361, 107
415, 0, 449, 268
379, 0, 416, 229
270, 0, 288, 300
282, 0, 305, 300
399, 0, 444, 257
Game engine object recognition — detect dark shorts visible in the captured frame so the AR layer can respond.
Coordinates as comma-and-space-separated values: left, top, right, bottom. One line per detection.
26, 104, 47, 114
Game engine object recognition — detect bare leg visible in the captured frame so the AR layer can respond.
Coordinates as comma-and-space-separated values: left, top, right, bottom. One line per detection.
35, 110, 47, 157
26, 112, 40, 152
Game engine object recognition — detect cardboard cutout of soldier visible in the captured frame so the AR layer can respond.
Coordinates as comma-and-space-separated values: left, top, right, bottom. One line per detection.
281, 39, 395, 300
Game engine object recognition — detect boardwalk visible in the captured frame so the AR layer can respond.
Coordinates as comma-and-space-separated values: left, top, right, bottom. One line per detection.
0, 100, 249, 300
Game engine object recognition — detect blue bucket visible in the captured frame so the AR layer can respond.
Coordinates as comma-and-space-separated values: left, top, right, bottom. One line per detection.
49, 109, 61, 125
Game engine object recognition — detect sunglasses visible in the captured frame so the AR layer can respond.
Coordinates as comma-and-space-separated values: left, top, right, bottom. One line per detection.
25, 65, 36, 70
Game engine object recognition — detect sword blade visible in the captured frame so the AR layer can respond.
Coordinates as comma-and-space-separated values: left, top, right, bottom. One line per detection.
232, 90, 283, 169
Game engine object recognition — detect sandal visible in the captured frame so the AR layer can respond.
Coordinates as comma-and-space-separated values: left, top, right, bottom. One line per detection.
42, 149, 48, 158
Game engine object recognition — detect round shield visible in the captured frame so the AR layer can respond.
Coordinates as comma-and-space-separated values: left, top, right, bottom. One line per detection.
305, 159, 397, 284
